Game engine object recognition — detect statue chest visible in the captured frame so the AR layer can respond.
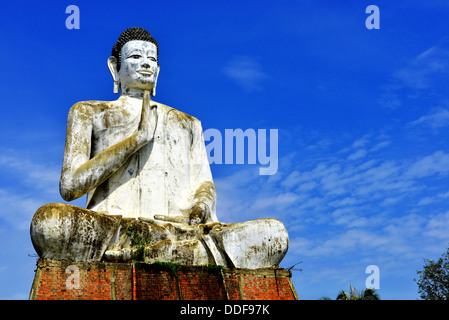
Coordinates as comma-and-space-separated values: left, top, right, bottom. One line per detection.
90, 105, 193, 159
87, 105, 197, 217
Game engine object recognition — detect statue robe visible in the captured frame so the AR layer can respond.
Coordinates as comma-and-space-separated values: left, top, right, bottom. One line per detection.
85, 101, 217, 222
31, 99, 288, 268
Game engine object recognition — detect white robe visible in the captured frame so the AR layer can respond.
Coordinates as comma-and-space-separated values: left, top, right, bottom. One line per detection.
85, 102, 217, 221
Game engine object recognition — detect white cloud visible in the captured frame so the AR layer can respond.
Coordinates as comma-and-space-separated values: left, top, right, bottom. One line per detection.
405, 151, 449, 178
249, 192, 300, 212
380, 38, 449, 108
214, 128, 449, 276
347, 149, 367, 161
0, 154, 60, 194
222, 55, 268, 91
369, 141, 390, 152
393, 40, 449, 90
351, 136, 370, 148
424, 211, 449, 240
440, 190, 449, 198
0, 190, 43, 230
380, 196, 402, 206
410, 108, 449, 129
0, 151, 75, 230
328, 197, 358, 208
280, 170, 302, 189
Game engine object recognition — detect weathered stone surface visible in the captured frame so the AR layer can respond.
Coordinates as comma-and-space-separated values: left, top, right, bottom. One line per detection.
30, 203, 121, 261
212, 219, 289, 269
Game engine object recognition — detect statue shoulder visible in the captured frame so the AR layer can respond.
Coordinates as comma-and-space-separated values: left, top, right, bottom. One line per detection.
68, 100, 115, 118
154, 101, 200, 124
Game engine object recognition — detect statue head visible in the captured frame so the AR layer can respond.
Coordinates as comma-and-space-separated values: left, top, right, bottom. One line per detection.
108, 27, 160, 96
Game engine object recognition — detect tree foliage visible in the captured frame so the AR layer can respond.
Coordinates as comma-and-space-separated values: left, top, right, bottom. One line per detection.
320, 284, 380, 300
415, 245, 449, 300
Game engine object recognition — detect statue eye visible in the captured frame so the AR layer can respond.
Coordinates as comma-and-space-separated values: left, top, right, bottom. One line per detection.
128, 54, 141, 59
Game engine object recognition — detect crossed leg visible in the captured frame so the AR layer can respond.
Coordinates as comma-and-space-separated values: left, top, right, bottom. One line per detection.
31, 203, 289, 268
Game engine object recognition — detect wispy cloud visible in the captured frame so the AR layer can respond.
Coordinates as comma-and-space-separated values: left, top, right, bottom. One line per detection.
347, 149, 367, 161
0, 153, 60, 194
409, 107, 449, 129
214, 127, 449, 289
0, 150, 76, 231
405, 150, 449, 178
393, 43, 449, 90
0, 190, 43, 230
380, 38, 449, 108
222, 55, 268, 91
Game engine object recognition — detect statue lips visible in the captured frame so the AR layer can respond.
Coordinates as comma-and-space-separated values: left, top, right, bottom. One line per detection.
137, 69, 154, 76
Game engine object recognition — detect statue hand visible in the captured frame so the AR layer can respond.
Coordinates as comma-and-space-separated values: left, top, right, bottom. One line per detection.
138, 90, 158, 144
154, 215, 189, 225
154, 202, 210, 226
188, 202, 210, 225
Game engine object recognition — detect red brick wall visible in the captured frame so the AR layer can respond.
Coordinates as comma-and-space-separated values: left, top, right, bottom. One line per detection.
29, 259, 133, 300
29, 259, 298, 300
134, 264, 179, 300
176, 270, 227, 300
238, 272, 296, 300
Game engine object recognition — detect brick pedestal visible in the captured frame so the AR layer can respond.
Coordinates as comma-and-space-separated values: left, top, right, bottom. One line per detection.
29, 259, 298, 300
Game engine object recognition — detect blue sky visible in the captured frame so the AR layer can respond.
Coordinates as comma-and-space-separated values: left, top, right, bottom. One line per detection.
1, 0, 449, 300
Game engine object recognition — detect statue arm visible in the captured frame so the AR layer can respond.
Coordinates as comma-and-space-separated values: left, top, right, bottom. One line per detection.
189, 119, 217, 223
60, 93, 157, 201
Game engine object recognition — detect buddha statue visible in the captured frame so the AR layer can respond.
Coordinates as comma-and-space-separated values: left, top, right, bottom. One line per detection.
30, 27, 289, 269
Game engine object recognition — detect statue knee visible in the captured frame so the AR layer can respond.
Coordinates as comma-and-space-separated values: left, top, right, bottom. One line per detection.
30, 203, 121, 262
211, 218, 289, 269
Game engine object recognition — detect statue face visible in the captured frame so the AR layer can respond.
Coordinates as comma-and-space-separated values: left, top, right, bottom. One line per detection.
118, 40, 159, 92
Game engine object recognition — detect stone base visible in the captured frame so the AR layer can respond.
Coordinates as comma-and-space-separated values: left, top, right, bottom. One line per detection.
29, 258, 298, 300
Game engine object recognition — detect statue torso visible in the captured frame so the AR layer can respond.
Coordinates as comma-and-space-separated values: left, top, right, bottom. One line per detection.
84, 99, 208, 219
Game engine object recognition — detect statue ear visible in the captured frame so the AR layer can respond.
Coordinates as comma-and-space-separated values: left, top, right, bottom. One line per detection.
107, 56, 120, 94
151, 65, 160, 97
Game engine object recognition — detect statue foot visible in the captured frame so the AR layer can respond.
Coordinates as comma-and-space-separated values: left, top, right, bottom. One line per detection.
103, 248, 133, 262
103, 239, 173, 262
103, 237, 212, 266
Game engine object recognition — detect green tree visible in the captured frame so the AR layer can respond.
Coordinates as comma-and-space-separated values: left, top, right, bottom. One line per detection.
320, 284, 380, 300
415, 245, 449, 300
